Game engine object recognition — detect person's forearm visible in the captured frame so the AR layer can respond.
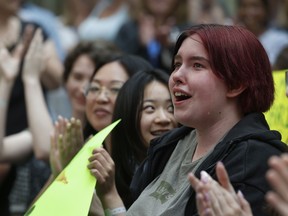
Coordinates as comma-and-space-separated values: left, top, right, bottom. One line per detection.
0, 130, 33, 162
23, 76, 53, 161
100, 186, 126, 216
0, 77, 14, 153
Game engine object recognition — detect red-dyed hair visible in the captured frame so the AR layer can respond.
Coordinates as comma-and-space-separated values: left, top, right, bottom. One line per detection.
172, 24, 274, 114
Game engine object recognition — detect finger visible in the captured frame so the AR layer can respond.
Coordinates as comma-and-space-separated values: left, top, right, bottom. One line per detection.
25, 28, 43, 58
196, 192, 212, 216
50, 133, 62, 175
281, 153, 288, 165
206, 186, 222, 215
200, 171, 212, 184
188, 172, 201, 190
269, 156, 288, 186
75, 118, 84, 149
266, 191, 288, 216
21, 24, 35, 57
53, 120, 60, 142
87, 153, 114, 183
89, 168, 104, 182
58, 134, 66, 165
94, 148, 114, 165
57, 115, 66, 136
205, 174, 237, 214
218, 187, 242, 214
61, 122, 72, 163
216, 162, 235, 193
237, 190, 253, 215
266, 169, 288, 203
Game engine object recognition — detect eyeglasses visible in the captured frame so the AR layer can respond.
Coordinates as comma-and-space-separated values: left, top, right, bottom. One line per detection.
85, 83, 123, 98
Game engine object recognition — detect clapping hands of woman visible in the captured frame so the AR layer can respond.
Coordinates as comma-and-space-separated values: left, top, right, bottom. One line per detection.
188, 162, 253, 216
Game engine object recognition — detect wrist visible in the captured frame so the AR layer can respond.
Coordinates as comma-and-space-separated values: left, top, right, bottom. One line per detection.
104, 207, 126, 216
100, 187, 124, 209
22, 76, 41, 85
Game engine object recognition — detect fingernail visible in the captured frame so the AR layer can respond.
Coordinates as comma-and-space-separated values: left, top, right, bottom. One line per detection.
237, 190, 244, 198
200, 171, 210, 184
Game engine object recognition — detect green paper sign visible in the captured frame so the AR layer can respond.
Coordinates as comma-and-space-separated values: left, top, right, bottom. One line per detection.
25, 120, 121, 216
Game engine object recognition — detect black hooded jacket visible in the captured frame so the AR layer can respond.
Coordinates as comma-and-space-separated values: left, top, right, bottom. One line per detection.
130, 113, 288, 215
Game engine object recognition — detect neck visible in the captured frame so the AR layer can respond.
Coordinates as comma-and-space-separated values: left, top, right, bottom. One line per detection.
192, 107, 242, 161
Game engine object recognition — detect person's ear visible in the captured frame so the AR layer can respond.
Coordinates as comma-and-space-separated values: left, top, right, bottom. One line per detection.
226, 85, 246, 98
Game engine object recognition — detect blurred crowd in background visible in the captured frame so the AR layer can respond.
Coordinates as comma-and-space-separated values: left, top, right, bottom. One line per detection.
1, 0, 288, 215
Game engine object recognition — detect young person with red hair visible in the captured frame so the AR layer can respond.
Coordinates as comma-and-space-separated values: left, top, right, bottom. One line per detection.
87, 24, 288, 216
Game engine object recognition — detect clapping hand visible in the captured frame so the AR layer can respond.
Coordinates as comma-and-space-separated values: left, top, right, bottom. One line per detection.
50, 116, 84, 178
188, 162, 253, 216
266, 154, 288, 216
22, 28, 45, 83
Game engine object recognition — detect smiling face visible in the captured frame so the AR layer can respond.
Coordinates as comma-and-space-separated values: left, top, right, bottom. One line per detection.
140, 80, 177, 147
169, 34, 229, 129
85, 61, 129, 131
65, 54, 95, 114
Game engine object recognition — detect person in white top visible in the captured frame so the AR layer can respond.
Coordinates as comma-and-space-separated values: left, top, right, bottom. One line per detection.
57, 0, 129, 53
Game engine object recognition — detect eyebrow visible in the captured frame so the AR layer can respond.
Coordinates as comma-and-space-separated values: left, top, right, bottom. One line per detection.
91, 79, 125, 85
143, 98, 172, 103
174, 55, 210, 64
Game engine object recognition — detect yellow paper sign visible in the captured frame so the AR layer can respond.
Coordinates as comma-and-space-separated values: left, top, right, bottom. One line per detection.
25, 120, 121, 216
265, 70, 288, 144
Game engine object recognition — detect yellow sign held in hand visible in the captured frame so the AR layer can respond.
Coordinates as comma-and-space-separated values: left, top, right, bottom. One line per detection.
265, 70, 288, 144
25, 120, 121, 216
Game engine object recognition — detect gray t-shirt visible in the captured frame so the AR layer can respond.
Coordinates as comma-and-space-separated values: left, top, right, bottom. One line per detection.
127, 130, 212, 216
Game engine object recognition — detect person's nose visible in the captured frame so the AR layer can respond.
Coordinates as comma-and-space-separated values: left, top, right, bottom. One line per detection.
171, 65, 185, 86
95, 88, 110, 103
155, 109, 172, 124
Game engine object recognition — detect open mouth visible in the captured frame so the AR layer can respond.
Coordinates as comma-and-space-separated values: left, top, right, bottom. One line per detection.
174, 92, 191, 102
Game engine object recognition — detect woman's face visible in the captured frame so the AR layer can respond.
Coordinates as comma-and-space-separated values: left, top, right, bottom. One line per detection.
237, 0, 267, 33
65, 54, 95, 113
169, 34, 229, 129
85, 61, 129, 131
140, 80, 177, 148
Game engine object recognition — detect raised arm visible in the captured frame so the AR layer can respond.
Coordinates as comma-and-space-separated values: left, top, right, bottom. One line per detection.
0, 42, 33, 162
22, 28, 54, 161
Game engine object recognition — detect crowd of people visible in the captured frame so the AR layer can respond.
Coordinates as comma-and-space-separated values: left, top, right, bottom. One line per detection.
0, 0, 288, 216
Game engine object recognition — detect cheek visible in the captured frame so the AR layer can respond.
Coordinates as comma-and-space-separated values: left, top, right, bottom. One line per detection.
66, 80, 81, 95
170, 114, 178, 127
85, 99, 93, 117
140, 114, 151, 137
